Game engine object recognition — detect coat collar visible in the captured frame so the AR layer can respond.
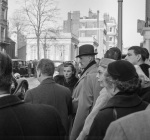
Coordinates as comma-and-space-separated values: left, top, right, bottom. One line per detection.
41, 77, 55, 85
80, 60, 96, 76
101, 92, 142, 110
0, 95, 24, 109
74, 63, 98, 88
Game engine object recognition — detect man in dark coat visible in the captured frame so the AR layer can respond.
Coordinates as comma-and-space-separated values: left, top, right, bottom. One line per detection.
24, 59, 72, 137
0, 52, 66, 140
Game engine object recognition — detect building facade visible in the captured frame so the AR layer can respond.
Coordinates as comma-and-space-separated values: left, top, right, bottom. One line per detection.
0, 0, 15, 58
0, 0, 9, 51
63, 10, 108, 58
11, 32, 27, 60
26, 32, 79, 61
104, 13, 117, 50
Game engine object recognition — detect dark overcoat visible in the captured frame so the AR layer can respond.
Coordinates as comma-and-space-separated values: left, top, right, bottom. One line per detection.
0, 95, 65, 140
24, 77, 72, 135
87, 92, 149, 140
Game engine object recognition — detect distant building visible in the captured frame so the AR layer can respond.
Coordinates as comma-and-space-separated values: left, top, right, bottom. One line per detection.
26, 32, 79, 61
104, 13, 117, 50
0, 0, 15, 58
0, 0, 9, 51
10, 32, 27, 60
63, 10, 108, 58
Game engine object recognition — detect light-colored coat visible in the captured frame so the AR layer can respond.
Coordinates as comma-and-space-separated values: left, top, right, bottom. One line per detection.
104, 107, 150, 140
70, 73, 102, 140
72, 63, 98, 114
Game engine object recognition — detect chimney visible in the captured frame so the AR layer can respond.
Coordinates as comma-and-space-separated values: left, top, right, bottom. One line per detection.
68, 12, 72, 33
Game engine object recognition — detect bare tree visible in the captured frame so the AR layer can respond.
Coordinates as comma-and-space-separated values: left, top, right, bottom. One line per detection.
17, 0, 60, 60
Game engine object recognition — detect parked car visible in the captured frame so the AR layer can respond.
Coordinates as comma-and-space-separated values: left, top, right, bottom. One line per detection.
11, 73, 29, 100
12, 59, 29, 77
53, 60, 63, 76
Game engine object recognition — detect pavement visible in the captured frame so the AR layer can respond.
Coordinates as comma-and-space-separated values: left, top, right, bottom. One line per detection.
26, 77, 40, 90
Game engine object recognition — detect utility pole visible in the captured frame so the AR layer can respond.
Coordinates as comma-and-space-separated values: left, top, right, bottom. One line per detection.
118, 0, 123, 52
146, 0, 150, 25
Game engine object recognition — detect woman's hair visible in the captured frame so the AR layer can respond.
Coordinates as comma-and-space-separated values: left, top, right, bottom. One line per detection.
104, 71, 141, 93
36, 59, 55, 76
104, 47, 122, 60
63, 62, 76, 77
0, 52, 13, 92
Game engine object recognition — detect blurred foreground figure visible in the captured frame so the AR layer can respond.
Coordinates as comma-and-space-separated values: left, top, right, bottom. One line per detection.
104, 107, 150, 140
0, 52, 66, 140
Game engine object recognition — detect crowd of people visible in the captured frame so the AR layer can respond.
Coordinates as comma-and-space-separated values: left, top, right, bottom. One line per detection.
0, 44, 150, 140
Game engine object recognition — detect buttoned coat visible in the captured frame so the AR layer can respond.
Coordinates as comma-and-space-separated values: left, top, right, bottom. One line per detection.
24, 77, 72, 135
0, 95, 65, 140
72, 63, 98, 114
70, 73, 102, 140
87, 92, 148, 140
104, 107, 150, 140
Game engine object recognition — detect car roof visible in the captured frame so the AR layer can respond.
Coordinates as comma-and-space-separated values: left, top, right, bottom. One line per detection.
12, 59, 24, 61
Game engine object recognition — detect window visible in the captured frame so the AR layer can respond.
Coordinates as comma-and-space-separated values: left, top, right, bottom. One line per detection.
46, 46, 51, 59
109, 37, 113, 41
109, 27, 112, 32
31, 45, 36, 60
2, 8, 6, 20
81, 32, 85, 37
1, 27, 5, 41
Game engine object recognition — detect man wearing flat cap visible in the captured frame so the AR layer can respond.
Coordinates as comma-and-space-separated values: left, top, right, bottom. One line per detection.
70, 44, 98, 139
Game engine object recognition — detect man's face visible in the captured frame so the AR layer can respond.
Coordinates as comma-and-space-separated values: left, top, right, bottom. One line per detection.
63, 66, 73, 80
79, 55, 90, 69
125, 50, 140, 65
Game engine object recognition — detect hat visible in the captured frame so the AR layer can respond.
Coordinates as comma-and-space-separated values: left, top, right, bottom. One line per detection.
76, 44, 97, 58
107, 60, 138, 82
99, 58, 115, 68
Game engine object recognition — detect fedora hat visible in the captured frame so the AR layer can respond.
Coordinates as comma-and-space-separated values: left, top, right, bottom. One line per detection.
76, 44, 97, 58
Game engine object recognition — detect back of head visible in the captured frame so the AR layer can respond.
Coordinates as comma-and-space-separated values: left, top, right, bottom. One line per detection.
104, 47, 121, 60
0, 52, 12, 92
107, 60, 140, 93
142, 47, 149, 60
128, 46, 146, 61
36, 59, 55, 76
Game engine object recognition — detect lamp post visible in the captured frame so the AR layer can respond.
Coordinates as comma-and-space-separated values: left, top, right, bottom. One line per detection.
118, 0, 123, 52
146, 0, 150, 26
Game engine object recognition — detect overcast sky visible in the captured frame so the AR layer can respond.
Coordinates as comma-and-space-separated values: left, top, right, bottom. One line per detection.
8, 0, 145, 48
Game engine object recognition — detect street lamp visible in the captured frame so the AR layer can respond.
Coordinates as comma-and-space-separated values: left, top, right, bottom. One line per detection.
118, 0, 123, 52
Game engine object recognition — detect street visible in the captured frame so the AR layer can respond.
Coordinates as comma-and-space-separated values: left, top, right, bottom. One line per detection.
26, 77, 40, 90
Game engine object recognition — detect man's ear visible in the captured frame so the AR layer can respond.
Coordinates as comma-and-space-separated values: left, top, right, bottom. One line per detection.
137, 54, 142, 61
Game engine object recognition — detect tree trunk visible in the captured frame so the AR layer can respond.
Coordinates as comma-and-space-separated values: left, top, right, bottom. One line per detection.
43, 43, 47, 58
37, 36, 40, 60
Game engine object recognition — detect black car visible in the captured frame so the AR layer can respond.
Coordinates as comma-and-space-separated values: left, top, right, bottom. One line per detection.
12, 59, 29, 77
11, 73, 29, 100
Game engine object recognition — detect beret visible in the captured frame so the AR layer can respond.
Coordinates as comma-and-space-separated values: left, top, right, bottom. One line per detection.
107, 60, 138, 81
